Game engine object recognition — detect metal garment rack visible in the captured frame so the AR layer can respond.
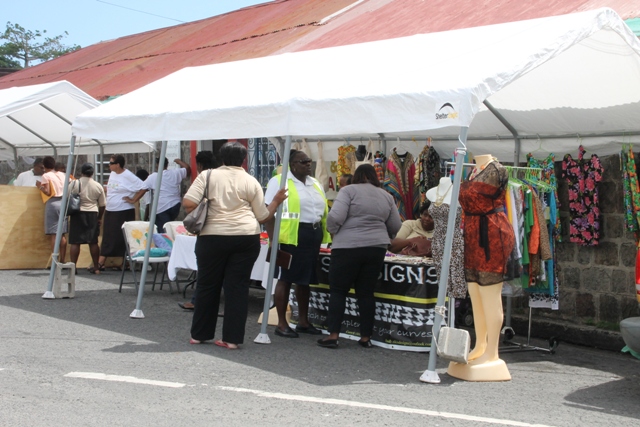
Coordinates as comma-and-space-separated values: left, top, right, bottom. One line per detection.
442, 161, 559, 354
500, 166, 559, 354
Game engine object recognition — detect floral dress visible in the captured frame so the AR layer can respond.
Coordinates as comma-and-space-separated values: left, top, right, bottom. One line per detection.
561, 145, 604, 246
337, 144, 356, 182
621, 145, 640, 241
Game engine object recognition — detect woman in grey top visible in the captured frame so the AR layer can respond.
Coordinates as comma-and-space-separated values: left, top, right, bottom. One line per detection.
318, 164, 402, 349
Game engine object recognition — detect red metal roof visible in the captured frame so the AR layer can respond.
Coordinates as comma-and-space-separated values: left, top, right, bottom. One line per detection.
0, 0, 637, 100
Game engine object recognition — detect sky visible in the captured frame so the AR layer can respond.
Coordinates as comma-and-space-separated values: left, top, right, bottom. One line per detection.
3, 0, 269, 48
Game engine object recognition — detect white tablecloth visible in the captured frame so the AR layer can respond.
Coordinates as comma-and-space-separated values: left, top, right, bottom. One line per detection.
167, 234, 269, 281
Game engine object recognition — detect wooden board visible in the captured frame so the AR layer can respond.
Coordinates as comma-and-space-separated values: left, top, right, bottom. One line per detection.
0, 185, 121, 269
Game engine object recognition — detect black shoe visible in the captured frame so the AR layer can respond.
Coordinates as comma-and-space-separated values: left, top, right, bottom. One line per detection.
317, 338, 339, 349
358, 339, 373, 348
275, 327, 299, 338
295, 324, 322, 335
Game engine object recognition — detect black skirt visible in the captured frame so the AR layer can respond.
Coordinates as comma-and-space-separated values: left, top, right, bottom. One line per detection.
100, 209, 135, 257
277, 223, 323, 286
69, 211, 100, 244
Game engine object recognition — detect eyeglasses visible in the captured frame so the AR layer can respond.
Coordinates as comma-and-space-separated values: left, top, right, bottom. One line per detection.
109, 161, 117, 165
295, 159, 312, 165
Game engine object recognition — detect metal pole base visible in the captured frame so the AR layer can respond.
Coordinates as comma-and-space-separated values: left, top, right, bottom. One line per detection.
129, 309, 145, 319
254, 333, 271, 344
419, 370, 441, 384
42, 291, 55, 299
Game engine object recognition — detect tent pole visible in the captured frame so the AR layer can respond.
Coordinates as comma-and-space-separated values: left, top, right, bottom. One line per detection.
43, 136, 76, 299
12, 146, 18, 182
255, 135, 292, 344
130, 140, 167, 318
483, 100, 521, 164
420, 127, 468, 384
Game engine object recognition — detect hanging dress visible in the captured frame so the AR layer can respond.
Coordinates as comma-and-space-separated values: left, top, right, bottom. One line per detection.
384, 151, 420, 220
562, 145, 604, 246
429, 202, 466, 298
459, 161, 515, 286
337, 144, 356, 182
527, 153, 561, 241
418, 145, 442, 197
621, 145, 640, 241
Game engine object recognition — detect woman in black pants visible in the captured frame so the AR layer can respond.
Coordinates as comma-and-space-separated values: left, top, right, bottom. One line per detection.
318, 164, 402, 348
183, 142, 286, 349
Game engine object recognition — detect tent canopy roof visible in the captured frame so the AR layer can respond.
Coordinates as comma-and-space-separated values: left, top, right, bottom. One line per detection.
0, 81, 154, 160
73, 8, 640, 161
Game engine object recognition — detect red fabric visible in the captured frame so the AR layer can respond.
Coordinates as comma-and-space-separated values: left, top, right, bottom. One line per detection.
459, 164, 515, 285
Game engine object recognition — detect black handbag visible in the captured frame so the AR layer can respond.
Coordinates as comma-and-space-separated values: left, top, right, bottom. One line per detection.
67, 180, 82, 216
183, 169, 211, 235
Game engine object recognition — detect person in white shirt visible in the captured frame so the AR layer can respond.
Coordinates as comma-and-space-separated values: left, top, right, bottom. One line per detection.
125, 157, 190, 233
97, 155, 146, 271
13, 157, 45, 187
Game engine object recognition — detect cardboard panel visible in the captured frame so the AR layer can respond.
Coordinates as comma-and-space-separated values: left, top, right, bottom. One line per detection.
0, 185, 121, 269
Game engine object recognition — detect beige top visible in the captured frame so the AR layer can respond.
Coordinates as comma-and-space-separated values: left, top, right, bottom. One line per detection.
184, 166, 269, 236
41, 171, 66, 197
71, 177, 106, 212
396, 219, 434, 240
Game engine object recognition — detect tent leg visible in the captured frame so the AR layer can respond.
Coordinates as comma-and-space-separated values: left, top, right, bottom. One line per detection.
43, 136, 76, 299
255, 135, 292, 344
420, 127, 468, 383
130, 141, 166, 319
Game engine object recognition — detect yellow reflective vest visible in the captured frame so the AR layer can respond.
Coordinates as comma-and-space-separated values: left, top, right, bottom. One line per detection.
275, 174, 331, 246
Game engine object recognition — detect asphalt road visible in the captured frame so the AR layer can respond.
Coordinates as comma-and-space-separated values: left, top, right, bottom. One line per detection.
1, 269, 639, 427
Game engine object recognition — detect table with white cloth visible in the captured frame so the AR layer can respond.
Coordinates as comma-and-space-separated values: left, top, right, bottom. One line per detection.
167, 234, 269, 282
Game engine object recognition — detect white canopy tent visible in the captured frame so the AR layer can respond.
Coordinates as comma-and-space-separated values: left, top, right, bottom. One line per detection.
0, 81, 155, 172
70, 8, 640, 382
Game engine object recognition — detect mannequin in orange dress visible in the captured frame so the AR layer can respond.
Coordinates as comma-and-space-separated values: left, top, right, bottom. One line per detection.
447, 154, 515, 381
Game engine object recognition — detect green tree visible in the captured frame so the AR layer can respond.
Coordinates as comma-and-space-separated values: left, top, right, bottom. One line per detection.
0, 22, 80, 69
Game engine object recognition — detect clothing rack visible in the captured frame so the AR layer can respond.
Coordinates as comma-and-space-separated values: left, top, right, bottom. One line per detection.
500, 166, 559, 354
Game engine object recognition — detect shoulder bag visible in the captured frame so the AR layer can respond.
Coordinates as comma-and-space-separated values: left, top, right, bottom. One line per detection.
67, 180, 82, 216
183, 169, 211, 235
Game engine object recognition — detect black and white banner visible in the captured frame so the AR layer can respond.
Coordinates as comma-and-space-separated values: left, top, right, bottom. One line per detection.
289, 254, 444, 352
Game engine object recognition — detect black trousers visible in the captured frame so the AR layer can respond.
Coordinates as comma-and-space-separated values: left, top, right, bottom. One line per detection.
191, 234, 260, 344
327, 247, 386, 337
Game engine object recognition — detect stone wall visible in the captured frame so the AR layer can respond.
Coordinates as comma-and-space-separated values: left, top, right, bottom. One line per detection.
511, 153, 640, 349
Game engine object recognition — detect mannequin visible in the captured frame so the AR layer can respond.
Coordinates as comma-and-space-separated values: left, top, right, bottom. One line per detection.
426, 177, 466, 299
447, 154, 515, 381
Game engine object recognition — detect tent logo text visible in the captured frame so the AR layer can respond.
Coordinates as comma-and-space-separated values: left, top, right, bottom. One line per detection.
435, 103, 458, 120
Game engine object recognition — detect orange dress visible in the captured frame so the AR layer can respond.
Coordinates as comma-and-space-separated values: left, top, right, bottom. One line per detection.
459, 162, 515, 286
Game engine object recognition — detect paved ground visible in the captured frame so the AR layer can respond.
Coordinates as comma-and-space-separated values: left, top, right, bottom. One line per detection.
1, 268, 639, 427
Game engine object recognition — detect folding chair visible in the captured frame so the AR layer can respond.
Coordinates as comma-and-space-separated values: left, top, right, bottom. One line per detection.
119, 221, 171, 293
163, 221, 185, 241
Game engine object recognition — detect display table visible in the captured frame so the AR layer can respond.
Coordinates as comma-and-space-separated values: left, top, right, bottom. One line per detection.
288, 253, 441, 352
167, 234, 269, 281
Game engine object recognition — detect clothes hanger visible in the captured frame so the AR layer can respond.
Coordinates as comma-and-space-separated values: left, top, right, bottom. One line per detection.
527, 135, 546, 159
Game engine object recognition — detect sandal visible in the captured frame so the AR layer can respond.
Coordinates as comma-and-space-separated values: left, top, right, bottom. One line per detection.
87, 267, 100, 275
97, 263, 105, 272
214, 340, 238, 350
